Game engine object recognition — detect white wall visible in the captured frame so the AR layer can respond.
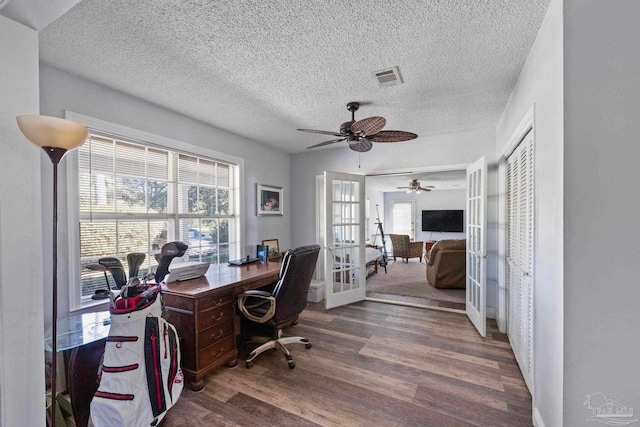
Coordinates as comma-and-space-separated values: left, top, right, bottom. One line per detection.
383, 189, 466, 243
39, 64, 291, 320
495, 0, 563, 425
290, 127, 501, 309
0, 16, 46, 427
563, 0, 640, 424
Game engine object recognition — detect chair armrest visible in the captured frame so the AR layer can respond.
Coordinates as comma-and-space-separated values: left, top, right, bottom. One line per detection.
409, 241, 423, 250
238, 290, 272, 297
237, 293, 276, 323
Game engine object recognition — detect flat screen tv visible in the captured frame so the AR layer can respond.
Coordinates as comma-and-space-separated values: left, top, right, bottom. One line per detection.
421, 210, 464, 232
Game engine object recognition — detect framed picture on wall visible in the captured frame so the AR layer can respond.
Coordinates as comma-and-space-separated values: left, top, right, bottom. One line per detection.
262, 239, 280, 260
257, 184, 283, 216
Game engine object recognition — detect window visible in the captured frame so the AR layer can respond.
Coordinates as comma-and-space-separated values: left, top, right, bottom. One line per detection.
73, 129, 240, 305
391, 201, 415, 237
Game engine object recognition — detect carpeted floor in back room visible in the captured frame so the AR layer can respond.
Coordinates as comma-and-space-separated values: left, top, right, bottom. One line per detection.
366, 258, 465, 310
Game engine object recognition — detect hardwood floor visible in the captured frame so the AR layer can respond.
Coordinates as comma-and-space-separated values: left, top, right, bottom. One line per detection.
366, 291, 466, 311
163, 301, 531, 427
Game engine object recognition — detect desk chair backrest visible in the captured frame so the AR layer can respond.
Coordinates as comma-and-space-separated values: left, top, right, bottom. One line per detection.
271, 245, 320, 323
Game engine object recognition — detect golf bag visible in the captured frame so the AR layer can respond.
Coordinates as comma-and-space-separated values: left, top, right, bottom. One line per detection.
91, 285, 183, 427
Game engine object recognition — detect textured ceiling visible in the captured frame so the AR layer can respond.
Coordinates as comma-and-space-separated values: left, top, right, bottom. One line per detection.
38, 0, 550, 154
366, 169, 467, 192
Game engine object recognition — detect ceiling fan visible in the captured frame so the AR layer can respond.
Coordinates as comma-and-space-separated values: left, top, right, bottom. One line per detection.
397, 179, 434, 193
298, 101, 418, 152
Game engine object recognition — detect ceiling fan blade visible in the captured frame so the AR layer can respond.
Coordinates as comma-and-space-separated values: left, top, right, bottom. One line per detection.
348, 139, 373, 152
369, 130, 418, 142
418, 187, 432, 192
297, 128, 344, 137
306, 138, 346, 149
351, 116, 386, 136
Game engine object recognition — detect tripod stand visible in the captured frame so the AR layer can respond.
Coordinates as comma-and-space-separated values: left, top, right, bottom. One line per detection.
373, 205, 388, 273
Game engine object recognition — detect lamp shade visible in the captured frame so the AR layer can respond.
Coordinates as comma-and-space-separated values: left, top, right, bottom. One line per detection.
16, 115, 88, 149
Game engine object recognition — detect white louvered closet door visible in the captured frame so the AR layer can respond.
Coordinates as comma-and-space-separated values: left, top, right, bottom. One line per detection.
506, 130, 534, 392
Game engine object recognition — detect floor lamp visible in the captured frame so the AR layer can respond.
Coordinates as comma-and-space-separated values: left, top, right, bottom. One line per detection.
16, 115, 88, 427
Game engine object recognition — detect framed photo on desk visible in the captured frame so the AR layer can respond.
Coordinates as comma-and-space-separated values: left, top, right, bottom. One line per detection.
262, 239, 280, 260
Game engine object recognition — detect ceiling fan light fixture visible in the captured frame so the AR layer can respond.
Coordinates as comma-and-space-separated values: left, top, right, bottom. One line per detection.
299, 101, 417, 151
398, 179, 432, 194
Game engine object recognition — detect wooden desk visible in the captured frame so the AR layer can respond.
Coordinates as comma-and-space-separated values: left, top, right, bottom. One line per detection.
161, 261, 280, 391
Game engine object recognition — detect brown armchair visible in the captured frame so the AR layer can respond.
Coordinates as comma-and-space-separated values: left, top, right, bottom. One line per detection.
425, 239, 466, 288
388, 234, 423, 263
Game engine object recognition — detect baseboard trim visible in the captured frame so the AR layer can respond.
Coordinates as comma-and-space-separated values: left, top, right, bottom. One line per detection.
364, 297, 466, 315
533, 406, 545, 427
486, 307, 497, 319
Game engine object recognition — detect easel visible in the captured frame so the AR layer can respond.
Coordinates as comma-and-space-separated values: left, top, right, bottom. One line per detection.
373, 205, 388, 273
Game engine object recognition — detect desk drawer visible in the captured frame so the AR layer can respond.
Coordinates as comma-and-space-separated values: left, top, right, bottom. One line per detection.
198, 291, 233, 311
197, 303, 233, 330
198, 335, 234, 368
198, 320, 233, 349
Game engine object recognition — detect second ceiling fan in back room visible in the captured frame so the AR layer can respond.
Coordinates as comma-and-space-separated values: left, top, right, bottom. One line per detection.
298, 102, 418, 152
398, 179, 434, 194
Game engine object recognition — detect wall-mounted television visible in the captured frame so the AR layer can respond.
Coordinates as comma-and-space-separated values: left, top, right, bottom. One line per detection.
421, 210, 464, 232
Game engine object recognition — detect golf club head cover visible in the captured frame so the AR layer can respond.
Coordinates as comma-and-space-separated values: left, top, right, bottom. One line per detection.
126, 252, 146, 280
154, 241, 188, 284
98, 257, 127, 289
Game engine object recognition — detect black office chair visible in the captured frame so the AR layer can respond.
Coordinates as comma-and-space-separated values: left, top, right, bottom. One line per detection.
237, 244, 320, 368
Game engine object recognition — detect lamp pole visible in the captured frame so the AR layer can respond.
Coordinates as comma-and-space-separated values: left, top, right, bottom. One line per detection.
46, 147, 67, 427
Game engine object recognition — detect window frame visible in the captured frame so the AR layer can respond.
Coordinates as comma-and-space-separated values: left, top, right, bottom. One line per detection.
65, 111, 244, 311
391, 200, 416, 239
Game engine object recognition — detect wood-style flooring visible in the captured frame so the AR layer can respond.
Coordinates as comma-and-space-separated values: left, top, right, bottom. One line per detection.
366, 291, 466, 311
163, 301, 532, 426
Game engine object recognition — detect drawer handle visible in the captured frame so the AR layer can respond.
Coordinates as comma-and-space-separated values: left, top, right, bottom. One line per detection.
211, 348, 224, 358
211, 329, 224, 340
212, 298, 223, 306
212, 312, 224, 321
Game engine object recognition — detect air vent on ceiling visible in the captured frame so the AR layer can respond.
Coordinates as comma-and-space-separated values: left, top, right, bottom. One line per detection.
374, 66, 402, 87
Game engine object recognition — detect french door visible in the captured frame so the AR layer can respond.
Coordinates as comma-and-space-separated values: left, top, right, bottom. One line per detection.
466, 157, 487, 337
324, 171, 366, 309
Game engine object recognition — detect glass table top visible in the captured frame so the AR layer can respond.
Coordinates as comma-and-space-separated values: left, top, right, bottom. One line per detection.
44, 311, 111, 352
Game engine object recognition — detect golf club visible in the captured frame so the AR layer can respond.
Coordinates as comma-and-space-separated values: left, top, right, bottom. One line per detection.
98, 257, 127, 289
121, 277, 142, 308
85, 263, 111, 289
154, 241, 188, 283
85, 264, 116, 307
126, 252, 146, 280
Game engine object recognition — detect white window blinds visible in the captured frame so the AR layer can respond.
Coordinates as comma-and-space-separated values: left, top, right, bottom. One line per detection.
77, 133, 237, 299
391, 201, 414, 237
